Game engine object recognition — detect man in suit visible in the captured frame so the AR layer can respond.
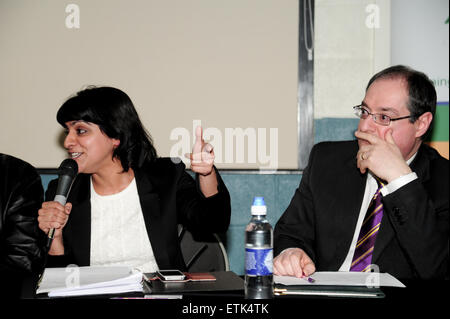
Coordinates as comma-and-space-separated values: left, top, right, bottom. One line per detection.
273, 65, 449, 280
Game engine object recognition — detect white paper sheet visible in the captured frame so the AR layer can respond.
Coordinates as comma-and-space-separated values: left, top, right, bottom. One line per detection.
37, 266, 143, 297
274, 271, 405, 288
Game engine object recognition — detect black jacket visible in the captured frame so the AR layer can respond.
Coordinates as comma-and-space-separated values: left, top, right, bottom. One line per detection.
46, 158, 231, 270
0, 153, 46, 297
274, 141, 449, 280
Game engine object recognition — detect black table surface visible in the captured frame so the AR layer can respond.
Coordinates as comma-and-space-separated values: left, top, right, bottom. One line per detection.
4, 272, 449, 316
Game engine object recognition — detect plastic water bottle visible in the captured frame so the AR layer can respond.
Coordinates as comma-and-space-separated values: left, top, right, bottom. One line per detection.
244, 196, 274, 299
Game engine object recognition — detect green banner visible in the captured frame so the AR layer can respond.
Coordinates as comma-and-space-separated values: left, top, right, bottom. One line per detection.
428, 103, 449, 141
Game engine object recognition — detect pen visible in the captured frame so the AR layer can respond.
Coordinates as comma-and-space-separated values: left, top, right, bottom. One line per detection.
304, 276, 315, 283
302, 271, 315, 283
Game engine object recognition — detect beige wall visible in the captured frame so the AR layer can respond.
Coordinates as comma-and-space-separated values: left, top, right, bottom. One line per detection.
314, 0, 390, 118
0, 0, 389, 169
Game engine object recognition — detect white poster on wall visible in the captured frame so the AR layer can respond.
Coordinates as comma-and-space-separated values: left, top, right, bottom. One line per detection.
391, 0, 449, 102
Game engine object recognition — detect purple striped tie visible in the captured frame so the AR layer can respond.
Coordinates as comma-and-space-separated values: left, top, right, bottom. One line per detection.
350, 180, 384, 272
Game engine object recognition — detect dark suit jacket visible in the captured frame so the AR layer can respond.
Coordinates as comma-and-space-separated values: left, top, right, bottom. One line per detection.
274, 141, 449, 279
0, 153, 45, 274
46, 158, 231, 271
1, 153, 46, 298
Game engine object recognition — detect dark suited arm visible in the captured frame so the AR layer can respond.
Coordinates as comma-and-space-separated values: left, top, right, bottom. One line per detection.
176, 165, 231, 234
383, 178, 449, 279
274, 148, 317, 263
0, 160, 46, 274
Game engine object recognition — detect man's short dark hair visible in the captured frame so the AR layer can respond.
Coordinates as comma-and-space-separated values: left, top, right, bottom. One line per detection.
366, 65, 437, 140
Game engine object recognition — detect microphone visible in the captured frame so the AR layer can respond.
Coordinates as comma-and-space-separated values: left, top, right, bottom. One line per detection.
46, 158, 78, 251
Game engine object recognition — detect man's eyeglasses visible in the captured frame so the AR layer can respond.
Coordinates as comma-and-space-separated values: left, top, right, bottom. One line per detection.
353, 105, 414, 126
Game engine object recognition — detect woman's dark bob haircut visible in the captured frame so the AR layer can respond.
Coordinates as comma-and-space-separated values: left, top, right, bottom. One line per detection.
57, 86, 158, 171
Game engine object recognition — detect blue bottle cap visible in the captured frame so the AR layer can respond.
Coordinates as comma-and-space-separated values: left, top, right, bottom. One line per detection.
253, 196, 265, 206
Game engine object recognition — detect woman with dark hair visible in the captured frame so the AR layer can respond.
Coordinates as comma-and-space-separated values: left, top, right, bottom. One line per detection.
38, 86, 231, 272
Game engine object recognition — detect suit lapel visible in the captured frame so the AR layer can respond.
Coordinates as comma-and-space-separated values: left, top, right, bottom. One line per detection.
409, 144, 431, 184
134, 168, 170, 268
66, 174, 91, 266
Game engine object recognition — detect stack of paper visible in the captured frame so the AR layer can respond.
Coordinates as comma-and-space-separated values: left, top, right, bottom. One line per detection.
37, 266, 143, 297
274, 271, 405, 287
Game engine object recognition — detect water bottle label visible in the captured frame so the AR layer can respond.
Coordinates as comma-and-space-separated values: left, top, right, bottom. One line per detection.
245, 248, 273, 276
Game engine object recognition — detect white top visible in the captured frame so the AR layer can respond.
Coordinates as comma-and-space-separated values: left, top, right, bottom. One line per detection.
338, 153, 418, 271
90, 177, 159, 273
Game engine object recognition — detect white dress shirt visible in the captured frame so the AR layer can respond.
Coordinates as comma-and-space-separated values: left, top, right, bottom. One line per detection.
90, 177, 159, 273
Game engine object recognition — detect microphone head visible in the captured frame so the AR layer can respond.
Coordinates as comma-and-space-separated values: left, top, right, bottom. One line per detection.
58, 158, 78, 178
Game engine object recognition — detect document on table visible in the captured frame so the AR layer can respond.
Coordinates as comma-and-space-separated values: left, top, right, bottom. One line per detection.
37, 266, 143, 297
274, 271, 405, 288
